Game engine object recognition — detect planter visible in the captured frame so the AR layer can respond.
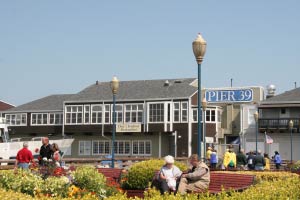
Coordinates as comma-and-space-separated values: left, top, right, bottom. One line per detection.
125, 189, 145, 198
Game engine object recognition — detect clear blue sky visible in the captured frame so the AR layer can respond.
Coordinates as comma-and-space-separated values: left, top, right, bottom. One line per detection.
1, 1, 299, 106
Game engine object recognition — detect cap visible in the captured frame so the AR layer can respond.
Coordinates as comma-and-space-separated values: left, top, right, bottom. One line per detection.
164, 155, 175, 164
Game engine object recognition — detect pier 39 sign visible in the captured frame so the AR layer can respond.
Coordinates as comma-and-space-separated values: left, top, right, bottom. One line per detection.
205, 89, 253, 103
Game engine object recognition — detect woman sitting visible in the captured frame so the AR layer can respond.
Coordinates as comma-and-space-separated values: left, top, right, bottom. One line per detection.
52, 143, 62, 167
158, 155, 182, 194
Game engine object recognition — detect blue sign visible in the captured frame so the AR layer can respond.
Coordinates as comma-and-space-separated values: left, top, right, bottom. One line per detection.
206, 89, 253, 102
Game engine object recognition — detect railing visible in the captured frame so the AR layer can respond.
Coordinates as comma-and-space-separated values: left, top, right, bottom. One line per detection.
259, 118, 300, 131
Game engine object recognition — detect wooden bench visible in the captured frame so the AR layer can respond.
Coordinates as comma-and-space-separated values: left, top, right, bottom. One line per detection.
97, 168, 123, 187
208, 172, 255, 194
151, 170, 255, 194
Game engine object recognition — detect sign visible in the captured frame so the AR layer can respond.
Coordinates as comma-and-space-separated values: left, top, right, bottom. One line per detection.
116, 123, 141, 132
205, 137, 214, 143
206, 89, 253, 103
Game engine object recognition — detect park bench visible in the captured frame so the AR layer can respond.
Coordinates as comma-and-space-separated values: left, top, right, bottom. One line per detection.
151, 170, 255, 194
97, 168, 123, 187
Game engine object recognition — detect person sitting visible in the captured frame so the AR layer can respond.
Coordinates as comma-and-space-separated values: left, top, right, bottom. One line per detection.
247, 151, 255, 170
177, 154, 210, 195
157, 155, 182, 194
236, 149, 247, 170
264, 153, 270, 170
206, 146, 212, 163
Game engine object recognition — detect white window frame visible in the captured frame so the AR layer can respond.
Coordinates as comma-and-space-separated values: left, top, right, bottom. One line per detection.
181, 102, 188, 122
132, 140, 152, 156
65, 105, 83, 125
78, 140, 92, 156
148, 102, 165, 123
84, 105, 90, 124
205, 109, 216, 123
49, 113, 63, 125
92, 140, 110, 155
125, 104, 143, 123
5, 113, 27, 126
111, 104, 123, 123
173, 102, 180, 123
91, 104, 103, 124
114, 140, 131, 155
192, 108, 198, 123
104, 104, 111, 124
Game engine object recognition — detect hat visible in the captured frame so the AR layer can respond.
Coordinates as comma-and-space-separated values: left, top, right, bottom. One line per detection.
164, 155, 175, 164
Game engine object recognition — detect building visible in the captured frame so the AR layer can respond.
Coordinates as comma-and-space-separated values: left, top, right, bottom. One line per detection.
0, 100, 15, 112
258, 86, 300, 161
2, 78, 222, 158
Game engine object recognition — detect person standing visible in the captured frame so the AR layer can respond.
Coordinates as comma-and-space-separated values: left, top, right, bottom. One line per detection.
236, 149, 247, 170
223, 147, 236, 169
206, 146, 212, 163
210, 149, 218, 169
273, 151, 282, 170
247, 151, 255, 170
253, 150, 265, 170
15, 142, 35, 169
177, 154, 210, 194
264, 153, 270, 170
39, 137, 52, 166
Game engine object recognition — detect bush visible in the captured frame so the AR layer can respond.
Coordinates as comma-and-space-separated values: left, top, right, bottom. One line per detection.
121, 159, 188, 190
71, 165, 107, 197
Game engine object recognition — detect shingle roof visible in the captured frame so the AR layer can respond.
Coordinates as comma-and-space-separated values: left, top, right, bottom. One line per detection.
261, 87, 300, 103
6, 94, 74, 112
5, 78, 198, 112
67, 78, 197, 102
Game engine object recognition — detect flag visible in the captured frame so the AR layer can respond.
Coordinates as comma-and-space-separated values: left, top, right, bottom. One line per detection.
265, 134, 273, 144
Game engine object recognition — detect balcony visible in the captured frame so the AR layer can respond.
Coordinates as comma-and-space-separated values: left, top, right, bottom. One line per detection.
258, 118, 300, 133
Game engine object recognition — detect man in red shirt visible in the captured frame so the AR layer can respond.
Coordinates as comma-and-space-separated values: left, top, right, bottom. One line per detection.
15, 142, 35, 169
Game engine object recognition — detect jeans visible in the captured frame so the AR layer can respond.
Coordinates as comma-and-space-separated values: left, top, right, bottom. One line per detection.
18, 163, 29, 169
255, 165, 264, 171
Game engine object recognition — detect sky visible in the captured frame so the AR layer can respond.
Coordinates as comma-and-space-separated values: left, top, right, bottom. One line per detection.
0, 1, 299, 106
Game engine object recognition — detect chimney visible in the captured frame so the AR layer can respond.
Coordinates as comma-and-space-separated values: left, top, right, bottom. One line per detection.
96, 80, 99, 85
266, 84, 276, 99
164, 80, 170, 87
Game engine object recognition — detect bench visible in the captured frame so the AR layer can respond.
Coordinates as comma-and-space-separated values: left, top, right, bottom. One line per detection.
208, 172, 255, 194
151, 170, 255, 194
97, 168, 123, 187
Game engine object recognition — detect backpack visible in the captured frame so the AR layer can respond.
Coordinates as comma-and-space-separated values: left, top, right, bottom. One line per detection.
228, 160, 234, 167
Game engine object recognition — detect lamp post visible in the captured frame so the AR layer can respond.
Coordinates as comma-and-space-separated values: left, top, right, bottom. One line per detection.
289, 120, 294, 164
202, 97, 207, 161
192, 33, 207, 159
110, 76, 119, 168
253, 111, 259, 155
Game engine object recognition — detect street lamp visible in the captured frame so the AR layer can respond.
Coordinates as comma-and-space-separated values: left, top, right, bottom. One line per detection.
110, 76, 119, 168
253, 111, 259, 155
192, 33, 207, 159
202, 97, 207, 161
289, 120, 294, 164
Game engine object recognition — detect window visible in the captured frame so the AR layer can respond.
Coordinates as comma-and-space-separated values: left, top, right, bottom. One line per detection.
115, 140, 131, 155
125, 104, 143, 123
149, 103, 164, 122
115, 104, 123, 123
65, 105, 83, 124
173, 102, 180, 122
91, 105, 102, 124
104, 105, 110, 124
49, 113, 63, 125
181, 102, 188, 122
92, 141, 110, 155
205, 109, 216, 122
79, 141, 91, 155
132, 140, 151, 155
84, 105, 90, 124
192, 108, 198, 122
5, 113, 27, 126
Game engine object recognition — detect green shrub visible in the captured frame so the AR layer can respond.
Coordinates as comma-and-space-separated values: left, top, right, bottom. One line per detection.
121, 159, 188, 190
72, 165, 107, 197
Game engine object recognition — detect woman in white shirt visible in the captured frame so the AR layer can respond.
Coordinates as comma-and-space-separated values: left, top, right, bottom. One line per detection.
159, 155, 182, 194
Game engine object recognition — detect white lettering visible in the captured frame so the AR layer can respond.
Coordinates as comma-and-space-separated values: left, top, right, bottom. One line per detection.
220, 91, 227, 101
228, 91, 235, 101
207, 91, 216, 102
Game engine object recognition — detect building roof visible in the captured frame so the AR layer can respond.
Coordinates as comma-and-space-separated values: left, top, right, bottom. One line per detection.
0, 100, 15, 111
5, 78, 198, 112
67, 78, 197, 102
6, 94, 74, 112
261, 87, 300, 104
